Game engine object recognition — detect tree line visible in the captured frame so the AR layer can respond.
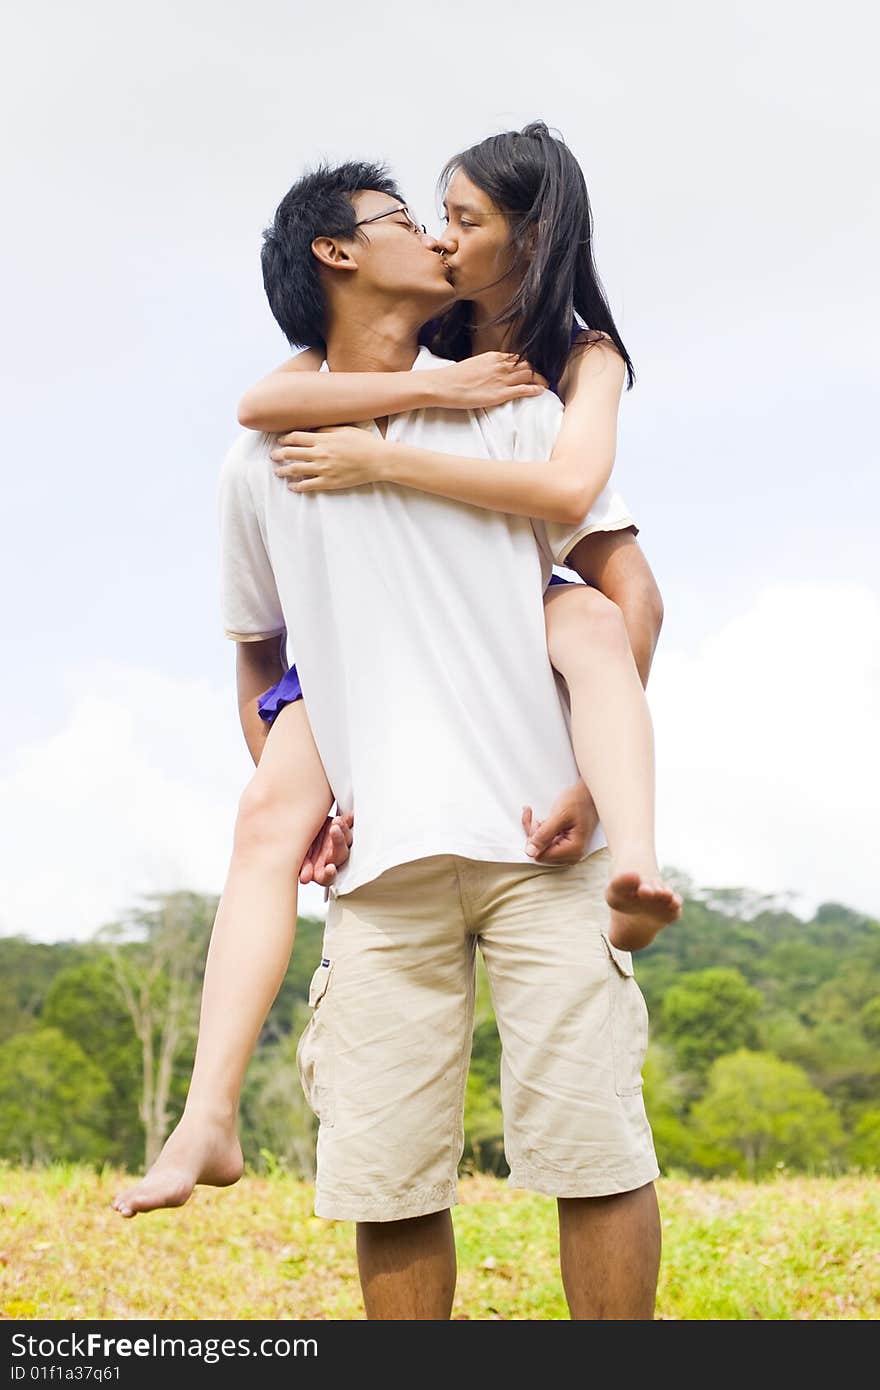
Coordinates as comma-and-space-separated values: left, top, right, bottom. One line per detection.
1, 874, 878, 1180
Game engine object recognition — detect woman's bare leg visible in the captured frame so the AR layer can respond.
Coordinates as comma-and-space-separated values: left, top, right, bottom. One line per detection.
544, 584, 681, 950
113, 700, 334, 1216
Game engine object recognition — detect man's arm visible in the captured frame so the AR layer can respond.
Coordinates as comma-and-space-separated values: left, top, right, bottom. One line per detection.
234, 636, 353, 886
235, 636, 286, 765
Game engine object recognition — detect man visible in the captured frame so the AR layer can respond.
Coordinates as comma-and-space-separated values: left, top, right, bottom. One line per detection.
224, 161, 661, 1319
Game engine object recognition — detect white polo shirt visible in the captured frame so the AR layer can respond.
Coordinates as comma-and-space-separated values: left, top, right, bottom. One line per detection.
219, 346, 637, 896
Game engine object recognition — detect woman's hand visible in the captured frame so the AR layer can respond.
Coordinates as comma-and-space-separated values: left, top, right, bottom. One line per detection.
271, 426, 392, 493
431, 352, 549, 409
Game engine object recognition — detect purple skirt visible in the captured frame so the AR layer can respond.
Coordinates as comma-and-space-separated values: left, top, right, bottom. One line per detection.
257, 665, 303, 723
257, 574, 574, 725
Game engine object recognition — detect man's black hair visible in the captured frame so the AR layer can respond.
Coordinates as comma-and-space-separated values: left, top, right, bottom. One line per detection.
261, 160, 403, 350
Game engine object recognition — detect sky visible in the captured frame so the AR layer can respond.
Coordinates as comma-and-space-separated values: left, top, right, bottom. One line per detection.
1, 1, 878, 941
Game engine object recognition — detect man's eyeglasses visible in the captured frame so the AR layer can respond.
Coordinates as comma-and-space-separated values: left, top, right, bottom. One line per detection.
353, 204, 428, 237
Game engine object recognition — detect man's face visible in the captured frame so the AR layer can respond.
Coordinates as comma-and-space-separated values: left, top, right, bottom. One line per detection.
344, 190, 454, 310
436, 170, 518, 304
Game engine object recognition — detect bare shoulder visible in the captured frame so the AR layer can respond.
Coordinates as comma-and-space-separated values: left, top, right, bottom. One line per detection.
561, 331, 626, 398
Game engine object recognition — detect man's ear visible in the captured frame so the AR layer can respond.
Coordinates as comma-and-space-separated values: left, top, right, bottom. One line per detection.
311, 236, 359, 273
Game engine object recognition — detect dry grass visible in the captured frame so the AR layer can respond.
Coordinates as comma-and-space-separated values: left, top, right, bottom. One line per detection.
1, 1166, 877, 1320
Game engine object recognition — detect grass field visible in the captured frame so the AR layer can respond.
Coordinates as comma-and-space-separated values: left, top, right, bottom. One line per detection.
2, 1167, 878, 1320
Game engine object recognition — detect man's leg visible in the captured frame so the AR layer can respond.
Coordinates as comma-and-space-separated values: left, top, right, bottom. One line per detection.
558, 1182, 661, 1320
476, 852, 661, 1320
357, 1211, 457, 1320
301, 857, 474, 1319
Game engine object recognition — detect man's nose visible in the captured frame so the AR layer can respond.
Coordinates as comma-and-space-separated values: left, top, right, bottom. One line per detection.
431, 229, 457, 254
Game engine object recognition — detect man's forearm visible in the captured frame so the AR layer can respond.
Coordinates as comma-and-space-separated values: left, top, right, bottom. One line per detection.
235, 638, 286, 765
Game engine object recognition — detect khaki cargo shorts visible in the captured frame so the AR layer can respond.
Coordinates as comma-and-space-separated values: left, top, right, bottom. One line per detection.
296, 847, 659, 1222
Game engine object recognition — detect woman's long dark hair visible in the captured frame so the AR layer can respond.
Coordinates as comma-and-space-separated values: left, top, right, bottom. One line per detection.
428, 121, 634, 390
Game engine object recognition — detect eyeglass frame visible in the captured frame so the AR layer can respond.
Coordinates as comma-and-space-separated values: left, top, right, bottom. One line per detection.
353, 204, 428, 237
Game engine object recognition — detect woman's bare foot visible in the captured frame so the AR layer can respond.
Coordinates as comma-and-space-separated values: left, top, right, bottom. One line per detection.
606, 864, 683, 952
111, 1113, 244, 1218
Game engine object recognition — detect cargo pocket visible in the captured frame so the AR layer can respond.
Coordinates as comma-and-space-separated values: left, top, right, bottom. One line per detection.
601, 932, 649, 1097
295, 958, 335, 1127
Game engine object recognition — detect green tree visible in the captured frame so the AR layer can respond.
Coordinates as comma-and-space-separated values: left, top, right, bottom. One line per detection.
758, 941, 838, 1014
99, 891, 216, 1165
253, 916, 326, 1048
661, 968, 762, 1079
690, 1049, 844, 1176
848, 1109, 880, 1170
43, 957, 144, 1167
462, 1020, 505, 1175
642, 1042, 694, 1172
0, 937, 90, 1043
858, 996, 880, 1045
0, 1027, 111, 1164
239, 1008, 317, 1178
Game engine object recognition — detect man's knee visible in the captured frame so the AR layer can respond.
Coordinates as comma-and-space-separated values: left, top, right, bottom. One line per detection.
357, 1209, 452, 1236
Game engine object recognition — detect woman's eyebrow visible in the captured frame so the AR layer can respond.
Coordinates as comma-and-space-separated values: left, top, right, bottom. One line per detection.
444, 200, 485, 216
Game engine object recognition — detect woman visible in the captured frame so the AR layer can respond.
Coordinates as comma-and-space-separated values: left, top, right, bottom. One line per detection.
113, 122, 680, 1220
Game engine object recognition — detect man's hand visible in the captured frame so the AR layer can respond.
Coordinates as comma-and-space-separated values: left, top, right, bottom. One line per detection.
522, 781, 598, 864
299, 810, 354, 887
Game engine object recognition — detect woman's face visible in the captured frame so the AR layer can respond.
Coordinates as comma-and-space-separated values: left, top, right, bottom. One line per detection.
438, 169, 519, 305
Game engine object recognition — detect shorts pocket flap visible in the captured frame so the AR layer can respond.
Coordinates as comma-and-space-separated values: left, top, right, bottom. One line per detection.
308, 958, 333, 1008
600, 931, 635, 978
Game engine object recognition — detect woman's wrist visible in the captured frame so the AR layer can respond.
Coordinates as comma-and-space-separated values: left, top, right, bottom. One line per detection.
376, 438, 406, 484
415, 369, 452, 410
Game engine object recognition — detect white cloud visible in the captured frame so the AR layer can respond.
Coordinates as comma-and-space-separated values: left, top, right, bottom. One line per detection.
651, 581, 880, 918
0, 664, 330, 941
2, 581, 878, 942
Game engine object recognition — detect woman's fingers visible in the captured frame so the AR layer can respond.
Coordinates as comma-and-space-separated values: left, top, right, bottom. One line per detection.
275, 431, 320, 447
289, 478, 331, 492
506, 369, 549, 391
275, 458, 327, 479
271, 446, 317, 464
510, 364, 549, 387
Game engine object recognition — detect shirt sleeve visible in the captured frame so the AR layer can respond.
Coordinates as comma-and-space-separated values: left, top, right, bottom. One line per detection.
511, 393, 639, 569
217, 436, 285, 642
544, 484, 639, 567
